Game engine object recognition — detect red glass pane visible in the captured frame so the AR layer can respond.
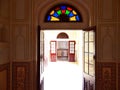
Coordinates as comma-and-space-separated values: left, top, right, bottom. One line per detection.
67, 7, 72, 11
62, 10, 66, 14
55, 7, 60, 11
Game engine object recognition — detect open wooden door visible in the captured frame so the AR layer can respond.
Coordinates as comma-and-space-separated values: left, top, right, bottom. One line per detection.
83, 26, 96, 90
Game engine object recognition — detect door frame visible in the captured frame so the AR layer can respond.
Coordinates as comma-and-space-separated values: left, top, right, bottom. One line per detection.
38, 26, 97, 90
83, 26, 96, 90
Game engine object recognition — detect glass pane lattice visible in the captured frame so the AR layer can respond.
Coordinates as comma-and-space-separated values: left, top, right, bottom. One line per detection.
89, 31, 94, 41
89, 42, 94, 53
85, 53, 88, 63
89, 64, 95, 76
89, 54, 94, 64
84, 31, 95, 76
85, 63, 88, 73
85, 32, 88, 41
45, 4, 82, 22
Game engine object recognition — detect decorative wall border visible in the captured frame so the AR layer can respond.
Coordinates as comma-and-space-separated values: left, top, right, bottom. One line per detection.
96, 62, 116, 90
97, 24, 117, 61
12, 24, 32, 61
0, 63, 10, 90
12, 62, 30, 90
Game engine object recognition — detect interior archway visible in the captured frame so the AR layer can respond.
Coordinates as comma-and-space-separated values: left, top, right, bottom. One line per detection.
36, 1, 89, 29
57, 32, 69, 39
37, 2, 96, 90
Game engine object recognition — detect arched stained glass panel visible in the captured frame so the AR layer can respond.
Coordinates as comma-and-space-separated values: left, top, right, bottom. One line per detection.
45, 4, 83, 22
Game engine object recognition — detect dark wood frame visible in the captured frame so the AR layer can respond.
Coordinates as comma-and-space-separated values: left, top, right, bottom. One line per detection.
38, 25, 45, 90
37, 25, 40, 90
68, 40, 76, 62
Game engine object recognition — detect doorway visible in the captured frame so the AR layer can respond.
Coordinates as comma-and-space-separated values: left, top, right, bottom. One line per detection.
43, 30, 84, 90
39, 28, 96, 90
37, 2, 96, 90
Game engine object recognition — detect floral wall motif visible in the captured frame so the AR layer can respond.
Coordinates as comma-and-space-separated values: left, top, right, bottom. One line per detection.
12, 62, 30, 90
102, 67, 111, 90
16, 67, 25, 90
96, 62, 116, 90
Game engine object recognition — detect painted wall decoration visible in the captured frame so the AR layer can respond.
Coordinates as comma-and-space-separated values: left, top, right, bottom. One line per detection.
16, 67, 26, 90
96, 62, 116, 90
12, 62, 30, 90
102, 67, 111, 90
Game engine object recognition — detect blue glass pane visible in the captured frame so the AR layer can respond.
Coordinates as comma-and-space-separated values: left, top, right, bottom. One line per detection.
76, 15, 80, 21
53, 12, 59, 17
61, 5, 67, 10
68, 12, 74, 17
47, 15, 51, 21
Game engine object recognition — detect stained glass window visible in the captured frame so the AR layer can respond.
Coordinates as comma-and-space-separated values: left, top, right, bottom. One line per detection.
45, 4, 82, 22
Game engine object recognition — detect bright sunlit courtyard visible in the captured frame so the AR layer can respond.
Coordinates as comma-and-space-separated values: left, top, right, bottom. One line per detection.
44, 61, 83, 90
42, 30, 91, 90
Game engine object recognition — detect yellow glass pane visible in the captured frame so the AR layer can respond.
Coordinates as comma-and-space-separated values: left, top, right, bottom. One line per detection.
51, 16, 59, 21
85, 43, 88, 52
85, 63, 88, 73
85, 32, 88, 41
72, 10, 77, 15
89, 64, 95, 76
85, 53, 88, 63
89, 42, 94, 53
89, 31, 94, 41
70, 16, 76, 21
89, 54, 94, 64
50, 10, 54, 15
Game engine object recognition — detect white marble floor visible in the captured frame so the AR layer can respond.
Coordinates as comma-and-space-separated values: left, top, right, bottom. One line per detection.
44, 61, 83, 90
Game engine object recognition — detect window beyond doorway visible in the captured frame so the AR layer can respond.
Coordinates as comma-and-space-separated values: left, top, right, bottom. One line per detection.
57, 41, 68, 61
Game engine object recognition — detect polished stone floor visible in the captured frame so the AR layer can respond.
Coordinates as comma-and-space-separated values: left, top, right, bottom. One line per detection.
44, 61, 83, 90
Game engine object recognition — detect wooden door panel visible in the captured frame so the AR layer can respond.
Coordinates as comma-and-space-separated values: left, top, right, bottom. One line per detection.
69, 41, 75, 62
